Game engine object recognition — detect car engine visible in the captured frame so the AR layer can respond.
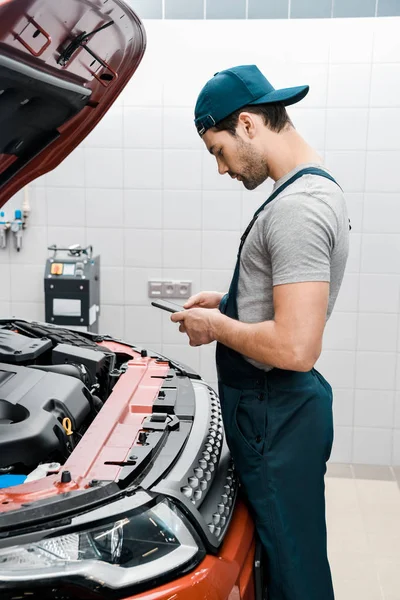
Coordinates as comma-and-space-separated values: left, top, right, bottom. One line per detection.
0, 321, 118, 476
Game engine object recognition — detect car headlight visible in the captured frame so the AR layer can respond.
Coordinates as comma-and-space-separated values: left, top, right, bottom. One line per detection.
0, 497, 203, 591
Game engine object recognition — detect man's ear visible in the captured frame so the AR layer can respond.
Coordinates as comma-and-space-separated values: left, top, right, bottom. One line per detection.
237, 112, 257, 139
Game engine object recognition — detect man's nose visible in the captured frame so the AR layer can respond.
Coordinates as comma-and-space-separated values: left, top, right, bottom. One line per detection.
217, 161, 229, 175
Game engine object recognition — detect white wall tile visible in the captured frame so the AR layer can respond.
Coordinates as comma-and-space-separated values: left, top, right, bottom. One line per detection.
124, 267, 162, 305
199, 342, 218, 383
368, 108, 400, 150
162, 343, 201, 373
325, 109, 369, 151
47, 226, 86, 249
163, 230, 202, 268
163, 107, 201, 149
355, 352, 397, 390
324, 152, 366, 192
354, 390, 395, 428
85, 107, 123, 148
124, 107, 162, 149
283, 63, 329, 107
361, 234, 400, 274
333, 273, 359, 313
202, 150, 242, 191
393, 430, 400, 466
124, 190, 162, 229
46, 149, 85, 187
396, 355, 400, 393
99, 305, 124, 339
162, 315, 187, 345
373, 18, 400, 63
85, 148, 123, 188
330, 19, 374, 63
86, 228, 123, 267
100, 267, 124, 305
0, 302, 11, 317
345, 193, 363, 234
202, 231, 239, 270
365, 152, 400, 192
0, 264, 10, 302
124, 150, 163, 189
163, 190, 202, 230
363, 193, 400, 234
201, 269, 232, 293
333, 389, 354, 427
124, 229, 162, 267
125, 306, 162, 345
323, 312, 358, 351
86, 189, 124, 228
163, 150, 202, 190
370, 64, 400, 107
121, 50, 164, 107
315, 350, 356, 389
288, 108, 326, 149
10, 302, 44, 321
202, 191, 242, 231
327, 64, 371, 108
28, 187, 47, 226
353, 428, 393, 465
330, 426, 353, 463
46, 188, 85, 227
357, 313, 398, 352
10, 265, 43, 304
395, 392, 400, 429
10, 227, 48, 265
241, 187, 273, 228
346, 233, 362, 273
359, 275, 400, 313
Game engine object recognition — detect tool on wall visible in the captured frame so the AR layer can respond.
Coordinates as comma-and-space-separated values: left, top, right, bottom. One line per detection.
0, 210, 9, 249
0, 186, 31, 251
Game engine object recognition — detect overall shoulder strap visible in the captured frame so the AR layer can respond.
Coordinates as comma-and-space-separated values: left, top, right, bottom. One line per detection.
239, 167, 343, 255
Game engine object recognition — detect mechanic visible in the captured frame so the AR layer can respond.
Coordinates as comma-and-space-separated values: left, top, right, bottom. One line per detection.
171, 65, 349, 599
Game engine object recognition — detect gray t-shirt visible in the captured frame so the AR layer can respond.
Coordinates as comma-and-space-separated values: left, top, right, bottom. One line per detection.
237, 163, 349, 372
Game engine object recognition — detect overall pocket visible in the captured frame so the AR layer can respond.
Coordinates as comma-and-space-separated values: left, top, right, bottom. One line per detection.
234, 388, 269, 457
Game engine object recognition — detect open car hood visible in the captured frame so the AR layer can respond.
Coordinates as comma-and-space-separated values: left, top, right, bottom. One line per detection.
0, 0, 146, 208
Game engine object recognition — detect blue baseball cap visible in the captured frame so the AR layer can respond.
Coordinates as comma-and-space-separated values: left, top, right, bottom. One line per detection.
194, 65, 309, 136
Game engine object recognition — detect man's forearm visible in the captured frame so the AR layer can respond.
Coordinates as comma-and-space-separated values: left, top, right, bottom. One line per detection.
212, 313, 313, 371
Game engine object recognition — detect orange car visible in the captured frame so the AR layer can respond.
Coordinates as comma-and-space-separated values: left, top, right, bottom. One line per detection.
0, 1, 266, 599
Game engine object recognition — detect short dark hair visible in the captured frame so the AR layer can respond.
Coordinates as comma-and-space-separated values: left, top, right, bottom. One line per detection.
214, 102, 293, 136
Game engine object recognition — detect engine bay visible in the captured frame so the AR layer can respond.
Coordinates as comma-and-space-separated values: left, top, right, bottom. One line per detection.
0, 321, 122, 486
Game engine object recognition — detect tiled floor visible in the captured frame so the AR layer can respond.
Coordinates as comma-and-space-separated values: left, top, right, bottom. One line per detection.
326, 464, 400, 600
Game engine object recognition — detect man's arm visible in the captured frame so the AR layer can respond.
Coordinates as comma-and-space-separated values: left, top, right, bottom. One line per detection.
212, 281, 329, 371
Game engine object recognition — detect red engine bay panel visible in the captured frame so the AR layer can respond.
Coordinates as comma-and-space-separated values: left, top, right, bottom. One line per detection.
0, 341, 170, 512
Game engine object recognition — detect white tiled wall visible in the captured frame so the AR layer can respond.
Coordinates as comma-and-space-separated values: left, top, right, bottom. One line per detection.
1, 16, 400, 465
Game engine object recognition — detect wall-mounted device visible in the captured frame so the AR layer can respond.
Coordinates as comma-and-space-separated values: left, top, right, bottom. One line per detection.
44, 245, 100, 333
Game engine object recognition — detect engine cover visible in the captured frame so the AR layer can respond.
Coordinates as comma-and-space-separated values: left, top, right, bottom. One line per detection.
0, 363, 91, 468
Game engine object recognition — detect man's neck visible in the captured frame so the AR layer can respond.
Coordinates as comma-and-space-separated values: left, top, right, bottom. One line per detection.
267, 129, 323, 182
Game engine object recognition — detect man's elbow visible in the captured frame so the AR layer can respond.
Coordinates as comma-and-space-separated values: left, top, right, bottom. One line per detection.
288, 343, 321, 372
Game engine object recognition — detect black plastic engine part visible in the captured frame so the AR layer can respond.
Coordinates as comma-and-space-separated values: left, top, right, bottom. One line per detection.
0, 362, 92, 468
52, 343, 114, 400
29, 363, 90, 385
0, 329, 51, 364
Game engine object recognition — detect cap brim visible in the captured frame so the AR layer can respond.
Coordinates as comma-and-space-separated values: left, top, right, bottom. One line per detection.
249, 85, 309, 107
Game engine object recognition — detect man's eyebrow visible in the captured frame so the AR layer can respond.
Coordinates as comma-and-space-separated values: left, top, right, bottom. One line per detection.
209, 145, 215, 155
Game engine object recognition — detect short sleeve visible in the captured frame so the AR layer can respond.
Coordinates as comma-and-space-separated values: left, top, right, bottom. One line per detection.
265, 192, 338, 286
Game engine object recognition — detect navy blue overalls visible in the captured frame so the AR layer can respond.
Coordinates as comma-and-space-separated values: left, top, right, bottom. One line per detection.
217, 168, 339, 600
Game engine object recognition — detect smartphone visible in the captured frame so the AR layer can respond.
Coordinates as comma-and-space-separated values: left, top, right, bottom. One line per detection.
151, 300, 185, 314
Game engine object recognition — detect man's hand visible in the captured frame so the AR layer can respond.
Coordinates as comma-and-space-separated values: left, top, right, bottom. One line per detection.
171, 308, 222, 347
184, 291, 224, 309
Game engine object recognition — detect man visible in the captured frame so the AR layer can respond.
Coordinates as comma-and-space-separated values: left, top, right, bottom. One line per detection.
171, 65, 349, 600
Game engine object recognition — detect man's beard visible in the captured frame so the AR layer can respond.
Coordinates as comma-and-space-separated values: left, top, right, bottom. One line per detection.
235, 138, 269, 190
